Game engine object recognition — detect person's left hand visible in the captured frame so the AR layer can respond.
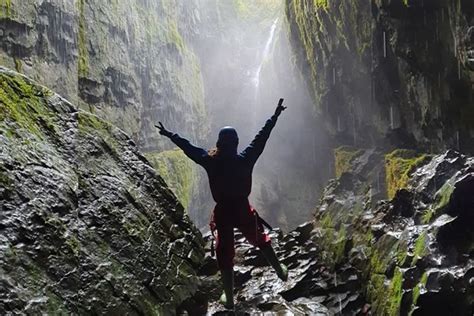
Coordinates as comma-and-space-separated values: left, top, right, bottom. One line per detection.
155, 121, 173, 137
274, 98, 287, 117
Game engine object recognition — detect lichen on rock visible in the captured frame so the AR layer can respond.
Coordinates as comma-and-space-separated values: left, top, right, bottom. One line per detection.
384, 149, 428, 199
313, 148, 474, 315
0, 67, 204, 314
145, 149, 196, 210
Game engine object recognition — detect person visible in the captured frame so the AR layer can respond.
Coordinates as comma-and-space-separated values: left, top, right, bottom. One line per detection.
156, 99, 288, 310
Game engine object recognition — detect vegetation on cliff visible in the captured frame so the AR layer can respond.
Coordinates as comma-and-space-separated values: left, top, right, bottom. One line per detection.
0, 68, 204, 314
145, 149, 196, 210
334, 146, 363, 178
314, 148, 473, 315
286, 0, 474, 152
384, 149, 428, 199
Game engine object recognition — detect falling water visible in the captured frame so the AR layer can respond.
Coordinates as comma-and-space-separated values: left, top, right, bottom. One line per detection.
253, 18, 279, 90
390, 106, 394, 129
251, 18, 279, 126
456, 131, 460, 150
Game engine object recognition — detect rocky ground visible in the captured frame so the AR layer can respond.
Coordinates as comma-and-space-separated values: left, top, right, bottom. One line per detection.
196, 226, 367, 316
180, 149, 473, 315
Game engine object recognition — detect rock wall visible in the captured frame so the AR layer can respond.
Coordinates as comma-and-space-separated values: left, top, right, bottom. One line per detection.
283, 2, 474, 313
286, 0, 474, 153
0, 0, 208, 152
311, 148, 473, 315
0, 68, 204, 314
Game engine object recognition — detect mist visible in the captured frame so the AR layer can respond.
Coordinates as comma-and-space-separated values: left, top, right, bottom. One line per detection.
185, 0, 332, 231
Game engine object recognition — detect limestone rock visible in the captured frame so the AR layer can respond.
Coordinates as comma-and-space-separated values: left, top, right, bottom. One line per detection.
0, 67, 205, 314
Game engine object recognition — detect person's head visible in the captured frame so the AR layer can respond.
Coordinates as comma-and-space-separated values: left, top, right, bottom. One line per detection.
215, 126, 238, 154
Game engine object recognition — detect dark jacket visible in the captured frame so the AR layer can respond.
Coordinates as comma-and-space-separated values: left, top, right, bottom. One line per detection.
168, 115, 278, 203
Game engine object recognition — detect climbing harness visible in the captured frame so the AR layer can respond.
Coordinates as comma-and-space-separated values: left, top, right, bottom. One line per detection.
209, 208, 272, 258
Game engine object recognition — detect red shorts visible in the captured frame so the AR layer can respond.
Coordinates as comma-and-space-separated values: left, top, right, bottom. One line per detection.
210, 200, 271, 269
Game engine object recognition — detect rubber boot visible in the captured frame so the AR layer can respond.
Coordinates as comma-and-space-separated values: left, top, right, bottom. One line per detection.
219, 268, 234, 310
260, 244, 288, 281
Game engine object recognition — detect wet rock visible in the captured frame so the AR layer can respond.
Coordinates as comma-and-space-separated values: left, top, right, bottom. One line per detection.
0, 0, 209, 151
299, 149, 473, 315
0, 68, 204, 314
391, 189, 415, 217
193, 225, 368, 315
286, 0, 474, 153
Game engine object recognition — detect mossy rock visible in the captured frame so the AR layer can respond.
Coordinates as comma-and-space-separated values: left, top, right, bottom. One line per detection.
145, 149, 196, 209
0, 67, 204, 314
385, 149, 428, 199
334, 146, 363, 178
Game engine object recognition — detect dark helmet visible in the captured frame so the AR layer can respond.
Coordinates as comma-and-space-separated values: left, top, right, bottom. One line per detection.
217, 126, 239, 149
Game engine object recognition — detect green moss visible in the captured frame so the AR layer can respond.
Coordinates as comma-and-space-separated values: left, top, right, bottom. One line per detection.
354, 229, 373, 247
65, 236, 81, 257
367, 273, 387, 315
14, 58, 22, 73
318, 213, 348, 266
421, 207, 434, 224
411, 231, 427, 266
422, 181, 455, 223
319, 213, 333, 229
332, 226, 347, 263
286, 0, 373, 111
77, 111, 121, 156
145, 149, 195, 209
387, 267, 404, 315
77, 111, 110, 132
334, 146, 362, 178
434, 181, 454, 210
291, 0, 320, 107
396, 240, 408, 266
410, 272, 428, 315
0, 72, 56, 139
368, 259, 405, 315
314, 0, 328, 9
1, 0, 11, 17
77, 0, 89, 77
369, 249, 387, 275
167, 20, 185, 53
385, 149, 428, 199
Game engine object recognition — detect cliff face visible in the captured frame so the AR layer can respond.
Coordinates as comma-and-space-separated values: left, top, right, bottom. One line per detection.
286, 0, 474, 153
282, 2, 474, 314
312, 148, 473, 315
0, 68, 204, 314
0, 0, 208, 151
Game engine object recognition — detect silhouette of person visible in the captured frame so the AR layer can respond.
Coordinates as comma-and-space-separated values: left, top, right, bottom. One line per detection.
157, 99, 288, 310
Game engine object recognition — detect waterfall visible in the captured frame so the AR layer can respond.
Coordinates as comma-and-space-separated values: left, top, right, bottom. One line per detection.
253, 18, 279, 90
251, 18, 279, 126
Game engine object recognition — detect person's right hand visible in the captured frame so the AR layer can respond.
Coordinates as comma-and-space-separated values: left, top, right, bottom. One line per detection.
274, 98, 287, 117
155, 122, 173, 137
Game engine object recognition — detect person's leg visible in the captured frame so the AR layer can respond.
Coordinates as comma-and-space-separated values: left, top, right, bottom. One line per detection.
239, 211, 288, 281
215, 227, 235, 309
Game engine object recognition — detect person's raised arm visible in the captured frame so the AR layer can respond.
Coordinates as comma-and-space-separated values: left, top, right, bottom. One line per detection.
241, 99, 287, 164
155, 122, 208, 166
